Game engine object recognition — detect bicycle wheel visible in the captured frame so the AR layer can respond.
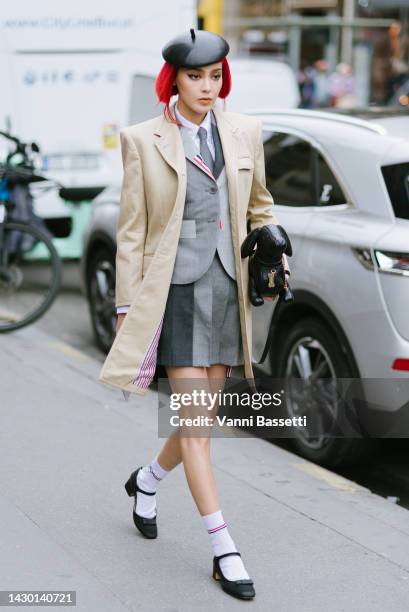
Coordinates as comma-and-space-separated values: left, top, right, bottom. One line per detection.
0, 221, 62, 332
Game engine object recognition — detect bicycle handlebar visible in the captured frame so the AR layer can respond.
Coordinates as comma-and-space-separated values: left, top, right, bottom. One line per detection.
0, 130, 20, 145
0, 130, 40, 166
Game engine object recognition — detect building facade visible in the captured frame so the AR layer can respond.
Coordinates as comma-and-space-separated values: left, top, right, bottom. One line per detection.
199, 0, 409, 105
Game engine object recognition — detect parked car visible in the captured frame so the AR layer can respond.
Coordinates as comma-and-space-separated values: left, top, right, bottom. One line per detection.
80, 108, 409, 467
248, 107, 409, 466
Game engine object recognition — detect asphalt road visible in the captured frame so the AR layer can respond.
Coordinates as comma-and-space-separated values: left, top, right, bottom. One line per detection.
36, 261, 104, 363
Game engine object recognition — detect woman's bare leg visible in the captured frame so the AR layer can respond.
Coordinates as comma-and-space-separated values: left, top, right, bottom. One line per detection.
156, 364, 228, 473
155, 365, 227, 515
155, 430, 183, 471
156, 364, 252, 584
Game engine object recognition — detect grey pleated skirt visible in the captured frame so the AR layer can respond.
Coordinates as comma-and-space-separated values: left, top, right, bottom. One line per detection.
156, 250, 244, 367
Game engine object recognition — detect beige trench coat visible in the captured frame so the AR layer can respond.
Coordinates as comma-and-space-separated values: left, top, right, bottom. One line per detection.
99, 104, 289, 396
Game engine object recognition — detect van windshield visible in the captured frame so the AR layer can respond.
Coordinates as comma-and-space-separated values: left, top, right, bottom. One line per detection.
381, 162, 409, 221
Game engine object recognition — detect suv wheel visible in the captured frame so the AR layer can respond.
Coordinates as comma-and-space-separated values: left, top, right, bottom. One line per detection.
87, 246, 116, 353
274, 316, 376, 467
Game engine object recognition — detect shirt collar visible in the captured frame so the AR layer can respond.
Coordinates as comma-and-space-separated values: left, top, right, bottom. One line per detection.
174, 101, 212, 137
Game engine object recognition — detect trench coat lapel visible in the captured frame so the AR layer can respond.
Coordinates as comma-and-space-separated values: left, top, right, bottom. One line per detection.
210, 114, 225, 181
211, 106, 240, 201
153, 114, 186, 179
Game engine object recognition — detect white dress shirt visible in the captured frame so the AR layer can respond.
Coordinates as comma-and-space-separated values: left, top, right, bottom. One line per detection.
174, 102, 215, 162
116, 103, 215, 315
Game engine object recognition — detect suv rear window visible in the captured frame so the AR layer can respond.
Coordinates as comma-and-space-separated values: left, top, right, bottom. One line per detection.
381, 163, 409, 220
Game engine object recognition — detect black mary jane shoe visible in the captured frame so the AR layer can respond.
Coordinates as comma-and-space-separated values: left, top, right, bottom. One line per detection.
212, 552, 256, 600
124, 466, 157, 539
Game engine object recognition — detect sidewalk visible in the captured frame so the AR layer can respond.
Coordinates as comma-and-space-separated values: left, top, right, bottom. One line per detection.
1, 325, 409, 612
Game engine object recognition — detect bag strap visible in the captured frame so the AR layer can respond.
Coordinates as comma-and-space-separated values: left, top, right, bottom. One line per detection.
255, 291, 285, 364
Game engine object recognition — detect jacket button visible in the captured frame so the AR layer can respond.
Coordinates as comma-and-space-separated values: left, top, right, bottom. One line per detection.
208, 186, 218, 194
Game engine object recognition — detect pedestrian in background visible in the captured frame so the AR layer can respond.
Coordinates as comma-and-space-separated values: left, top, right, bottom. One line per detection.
311, 59, 331, 108
298, 65, 315, 108
329, 62, 356, 108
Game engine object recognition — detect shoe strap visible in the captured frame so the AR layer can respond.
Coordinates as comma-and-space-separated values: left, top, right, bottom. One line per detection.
215, 551, 241, 561
136, 484, 156, 496
135, 469, 156, 496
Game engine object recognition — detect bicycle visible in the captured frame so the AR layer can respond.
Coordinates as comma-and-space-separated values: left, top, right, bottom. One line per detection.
0, 130, 63, 332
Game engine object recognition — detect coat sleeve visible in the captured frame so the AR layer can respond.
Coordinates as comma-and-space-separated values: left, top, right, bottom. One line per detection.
246, 119, 291, 275
115, 129, 147, 309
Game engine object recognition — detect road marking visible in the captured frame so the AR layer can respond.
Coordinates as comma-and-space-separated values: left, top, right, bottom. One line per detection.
47, 340, 91, 363
291, 462, 369, 493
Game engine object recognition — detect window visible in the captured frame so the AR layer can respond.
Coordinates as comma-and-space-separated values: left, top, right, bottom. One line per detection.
263, 130, 347, 207
316, 152, 347, 205
382, 162, 409, 221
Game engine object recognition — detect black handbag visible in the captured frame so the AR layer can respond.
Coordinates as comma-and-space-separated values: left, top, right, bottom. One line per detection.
241, 224, 294, 364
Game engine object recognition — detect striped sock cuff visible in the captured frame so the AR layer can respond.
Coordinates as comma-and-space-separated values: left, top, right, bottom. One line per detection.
149, 456, 170, 482
207, 522, 227, 534
149, 464, 162, 481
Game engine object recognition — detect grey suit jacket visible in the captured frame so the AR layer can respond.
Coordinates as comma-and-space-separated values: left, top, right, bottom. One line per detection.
170, 110, 236, 284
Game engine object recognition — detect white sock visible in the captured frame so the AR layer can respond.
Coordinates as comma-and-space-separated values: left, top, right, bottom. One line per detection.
135, 455, 170, 519
202, 510, 250, 581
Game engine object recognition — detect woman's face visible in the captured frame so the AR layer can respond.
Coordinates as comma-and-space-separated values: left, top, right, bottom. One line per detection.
174, 62, 223, 117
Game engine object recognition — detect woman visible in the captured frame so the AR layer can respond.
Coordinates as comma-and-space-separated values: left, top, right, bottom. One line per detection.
100, 29, 290, 601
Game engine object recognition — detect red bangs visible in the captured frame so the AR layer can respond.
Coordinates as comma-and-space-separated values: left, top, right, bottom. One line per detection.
154, 57, 232, 123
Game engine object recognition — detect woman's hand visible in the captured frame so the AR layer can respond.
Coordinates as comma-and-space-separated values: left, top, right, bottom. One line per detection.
116, 313, 127, 335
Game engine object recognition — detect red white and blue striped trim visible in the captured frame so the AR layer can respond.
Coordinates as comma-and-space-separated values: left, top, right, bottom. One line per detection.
132, 318, 234, 389
150, 465, 162, 481
193, 154, 215, 181
132, 313, 165, 388
208, 522, 227, 534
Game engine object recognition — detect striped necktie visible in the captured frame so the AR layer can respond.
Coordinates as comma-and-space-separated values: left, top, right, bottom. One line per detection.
197, 127, 214, 173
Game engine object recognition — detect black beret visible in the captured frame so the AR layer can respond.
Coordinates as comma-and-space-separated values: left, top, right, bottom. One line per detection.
162, 29, 229, 69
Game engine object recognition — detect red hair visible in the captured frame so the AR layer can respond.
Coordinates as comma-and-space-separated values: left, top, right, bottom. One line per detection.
155, 57, 232, 124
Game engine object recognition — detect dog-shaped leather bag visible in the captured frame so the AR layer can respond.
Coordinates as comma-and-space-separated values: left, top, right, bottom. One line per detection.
241, 224, 294, 307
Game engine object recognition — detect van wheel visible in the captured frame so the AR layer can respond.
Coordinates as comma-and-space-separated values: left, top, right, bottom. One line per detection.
87, 246, 116, 353
274, 316, 377, 468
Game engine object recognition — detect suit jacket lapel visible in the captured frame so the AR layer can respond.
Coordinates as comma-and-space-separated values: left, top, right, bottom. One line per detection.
210, 111, 225, 181
152, 102, 242, 195
179, 127, 216, 182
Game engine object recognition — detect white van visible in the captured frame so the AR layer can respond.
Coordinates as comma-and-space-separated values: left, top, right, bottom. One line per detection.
0, 3, 299, 257
220, 58, 300, 112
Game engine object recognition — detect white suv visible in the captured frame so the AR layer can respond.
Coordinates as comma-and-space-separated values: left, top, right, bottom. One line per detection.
249, 108, 409, 466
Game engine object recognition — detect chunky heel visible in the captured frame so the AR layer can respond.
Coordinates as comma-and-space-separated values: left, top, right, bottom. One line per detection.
124, 473, 136, 497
